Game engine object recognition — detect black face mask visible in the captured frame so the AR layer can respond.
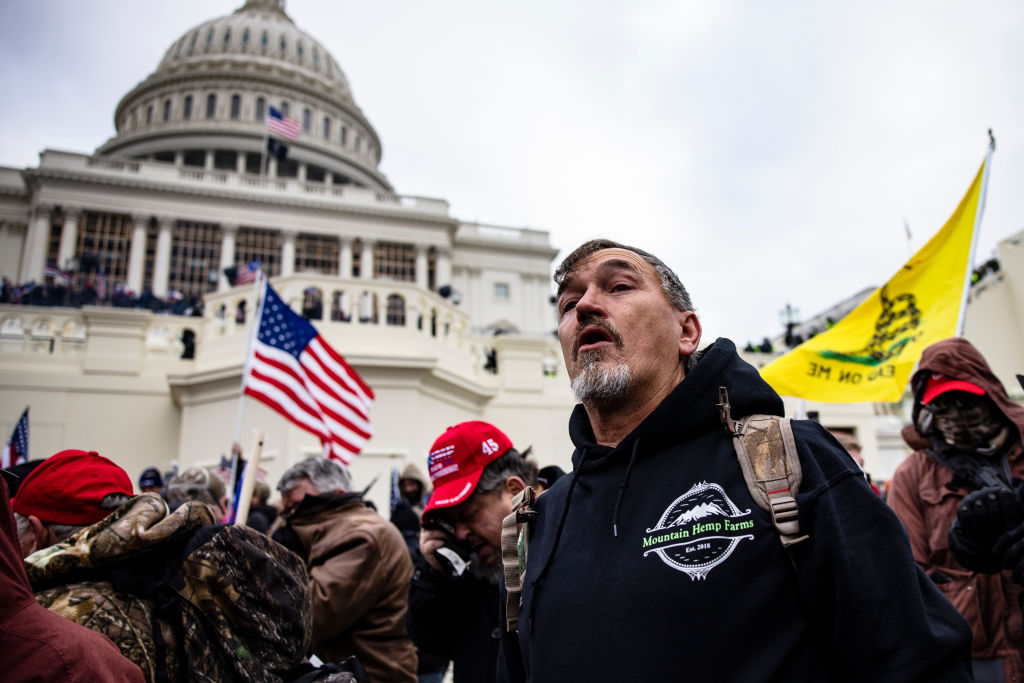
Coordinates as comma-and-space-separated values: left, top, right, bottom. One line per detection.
924, 392, 1009, 454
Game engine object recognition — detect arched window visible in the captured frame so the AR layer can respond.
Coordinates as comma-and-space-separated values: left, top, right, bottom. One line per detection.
242, 29, 250, 47
163, 99, 172, 121
255, 97, 265, 121
339, 126, 347, 146
206, 29, 214, 48
386, 295, 405, 326
223, 29, 231, 45
146, 105, 153, 124
302, 108, 311, 133
230, 94, 241, 120
280, 101, 289, 117
322, 116, 331, 140
297, 42, 304, 61
206, 94, 217, 119
280, 36, 287, 52
189, 32, 198, 53
302, 287, 323, 320
331, 291, 350, 322
184, 95, 193, 120
312, 48, 319, 66
261, 31, 268, 48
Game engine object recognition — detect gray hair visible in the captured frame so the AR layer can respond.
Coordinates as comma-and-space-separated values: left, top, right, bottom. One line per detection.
475, 447, 538, 495
14, 492, 132, 547
277, 457, 352, 495
554, 239, 695, 314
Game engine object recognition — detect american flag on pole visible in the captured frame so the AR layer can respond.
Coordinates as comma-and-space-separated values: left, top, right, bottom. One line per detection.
2, 407, 29, 469
266, 106, 301, 141
236, 260, 261, 286
242, 280, 374, 463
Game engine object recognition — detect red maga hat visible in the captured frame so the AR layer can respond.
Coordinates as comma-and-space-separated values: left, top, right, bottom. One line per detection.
922, 373, 986, 405
11, 449, 133, 525
423, 421, 513, 516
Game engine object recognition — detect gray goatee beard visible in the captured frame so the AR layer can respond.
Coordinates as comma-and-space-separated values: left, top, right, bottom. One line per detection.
571, 350, 631, 405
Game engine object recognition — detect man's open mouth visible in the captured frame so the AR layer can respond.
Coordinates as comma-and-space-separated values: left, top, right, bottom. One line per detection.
573, 320, 621, 358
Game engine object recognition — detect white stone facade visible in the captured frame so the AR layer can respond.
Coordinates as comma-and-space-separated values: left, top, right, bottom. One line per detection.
0, 0, 573, 509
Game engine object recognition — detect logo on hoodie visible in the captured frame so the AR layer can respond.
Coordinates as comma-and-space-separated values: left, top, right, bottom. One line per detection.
642, 481, 754, 580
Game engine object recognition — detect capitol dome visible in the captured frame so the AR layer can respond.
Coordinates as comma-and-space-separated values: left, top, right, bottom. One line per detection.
96, 0, 391, 191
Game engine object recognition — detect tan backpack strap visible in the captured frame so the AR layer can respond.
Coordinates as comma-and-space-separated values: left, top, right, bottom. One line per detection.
734, 414, 809, 548
501, 486, 537, 633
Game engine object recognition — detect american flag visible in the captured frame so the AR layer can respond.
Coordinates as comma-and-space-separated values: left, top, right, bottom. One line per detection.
236, 260, 260, 286
44, 264, 71, 284
266, 106, 300, 141
96, 270, 107, 301
2, 407, 29, 469
242, 280, 374, 464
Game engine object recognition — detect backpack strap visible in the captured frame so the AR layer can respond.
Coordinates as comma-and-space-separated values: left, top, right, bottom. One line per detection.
719, 387, 809, 549
501, 486, 537, 633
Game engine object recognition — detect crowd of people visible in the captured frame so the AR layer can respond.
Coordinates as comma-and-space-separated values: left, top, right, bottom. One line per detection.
3, 238, 1023, 682
1, 276, 204, 316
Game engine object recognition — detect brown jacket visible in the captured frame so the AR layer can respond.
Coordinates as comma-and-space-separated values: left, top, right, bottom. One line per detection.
889, 337, 1024, 678
290, 492, 417, 683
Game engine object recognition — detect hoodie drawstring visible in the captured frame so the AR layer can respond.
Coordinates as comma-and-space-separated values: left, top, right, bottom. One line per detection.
612, 439, 641, 537
529, 447, 589, 634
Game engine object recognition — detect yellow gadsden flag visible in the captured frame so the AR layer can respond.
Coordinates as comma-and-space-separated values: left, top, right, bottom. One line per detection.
759, 160, 986, 402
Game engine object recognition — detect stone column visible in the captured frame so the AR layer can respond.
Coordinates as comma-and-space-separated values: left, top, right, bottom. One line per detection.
415, 244, 428, 289
360, 239, 374, 279
339, 236, 352, 278
297, 164, 307, 183
152, 216, 174, 297
281, 229, 296, 277
268, 157, 278, 178
204, 151, 214, 171
19, 204, 52, 283
437, 248, 452, 290
219, 223, 238, 291
57, 206, 82, 272
467, 267, 482, 320
126, 213, 149, 294
174, 151, 184, 167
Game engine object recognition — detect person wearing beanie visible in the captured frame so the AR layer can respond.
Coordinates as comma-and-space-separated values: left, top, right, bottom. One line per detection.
534, 464, 565, 493
12, 449, 133, 558
408, 421, 537, 683
165, 466, 229, 520
137, 466, 164, 494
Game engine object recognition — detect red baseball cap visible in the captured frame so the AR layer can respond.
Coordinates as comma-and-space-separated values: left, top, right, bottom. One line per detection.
922, 373, 985, 405
11, 449, 133, 525
423, 421, 513, 516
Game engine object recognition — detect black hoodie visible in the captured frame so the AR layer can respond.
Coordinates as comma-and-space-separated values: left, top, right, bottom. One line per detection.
504, 338, 972, 682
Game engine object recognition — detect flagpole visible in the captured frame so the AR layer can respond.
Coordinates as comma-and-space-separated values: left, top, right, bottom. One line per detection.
260, 129, 268, 177
955, 132, 995, 336
229, 269, 267, 508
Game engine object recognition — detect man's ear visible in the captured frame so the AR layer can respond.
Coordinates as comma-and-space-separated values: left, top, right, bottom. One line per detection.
677, 310, 702, 358
504, 476, 526, 497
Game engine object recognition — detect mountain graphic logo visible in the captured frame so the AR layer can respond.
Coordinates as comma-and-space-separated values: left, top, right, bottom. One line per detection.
642, 481, 755, 580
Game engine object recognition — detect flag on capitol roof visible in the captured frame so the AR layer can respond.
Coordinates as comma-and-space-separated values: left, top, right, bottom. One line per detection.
266, 106, 300, 141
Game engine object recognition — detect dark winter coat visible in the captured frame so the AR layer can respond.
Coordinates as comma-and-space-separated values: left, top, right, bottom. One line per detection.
504, 338, 973, 682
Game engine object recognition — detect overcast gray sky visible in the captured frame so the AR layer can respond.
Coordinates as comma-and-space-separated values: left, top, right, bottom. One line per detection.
1, 0, 1021, 345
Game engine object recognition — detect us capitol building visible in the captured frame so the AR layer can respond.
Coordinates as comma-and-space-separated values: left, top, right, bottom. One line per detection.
0, 0, 573, 504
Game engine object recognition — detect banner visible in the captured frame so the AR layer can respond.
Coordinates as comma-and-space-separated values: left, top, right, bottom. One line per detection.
759, 159, 986, 402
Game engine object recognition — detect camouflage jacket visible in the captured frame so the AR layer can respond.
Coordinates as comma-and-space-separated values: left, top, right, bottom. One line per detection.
26, 493, 315, 682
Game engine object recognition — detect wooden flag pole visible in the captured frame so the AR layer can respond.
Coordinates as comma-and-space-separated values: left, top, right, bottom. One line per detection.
234, 431, 264, 526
